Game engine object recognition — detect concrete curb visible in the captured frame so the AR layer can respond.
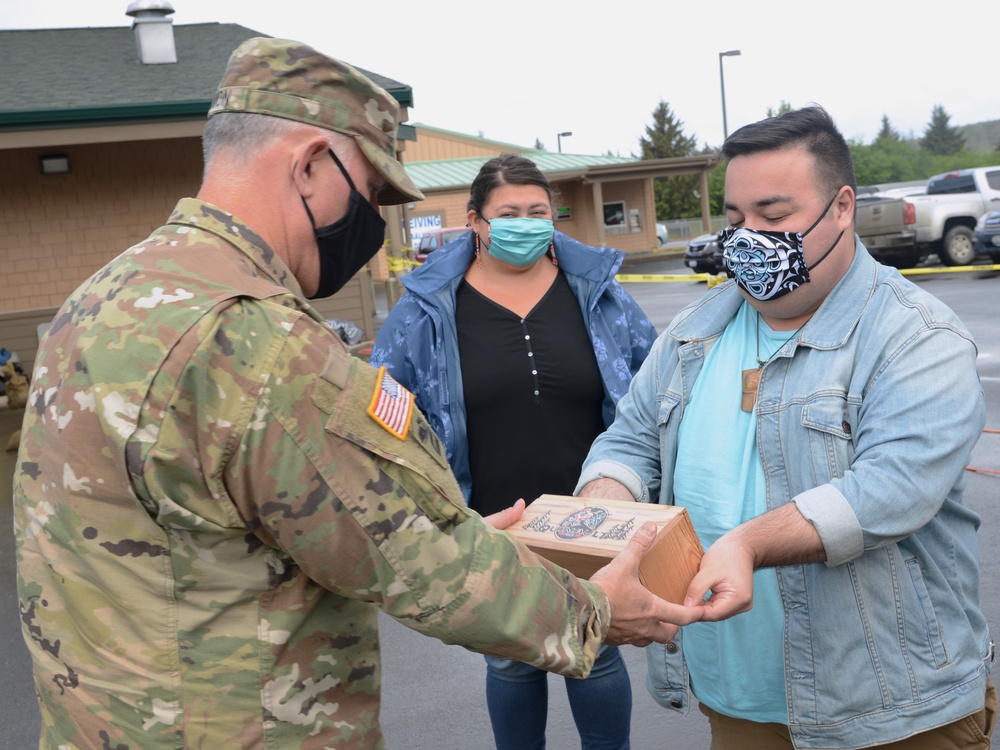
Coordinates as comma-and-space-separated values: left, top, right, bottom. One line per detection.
621, 245, 687, 266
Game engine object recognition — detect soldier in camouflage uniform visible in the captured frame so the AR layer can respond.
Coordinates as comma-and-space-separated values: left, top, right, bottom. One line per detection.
14, 37, 700, 749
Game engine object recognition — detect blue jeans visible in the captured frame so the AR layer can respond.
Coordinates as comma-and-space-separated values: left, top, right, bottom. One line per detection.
484, 644, 631, 750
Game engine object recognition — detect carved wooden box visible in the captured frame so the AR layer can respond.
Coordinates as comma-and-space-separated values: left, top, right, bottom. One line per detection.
506, 494, 704, 605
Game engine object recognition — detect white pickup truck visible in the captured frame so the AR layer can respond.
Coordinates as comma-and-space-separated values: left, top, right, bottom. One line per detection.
904, 166, 1000, 265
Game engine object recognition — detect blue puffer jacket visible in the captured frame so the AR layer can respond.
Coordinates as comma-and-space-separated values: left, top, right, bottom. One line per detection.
370, 230, 656, 503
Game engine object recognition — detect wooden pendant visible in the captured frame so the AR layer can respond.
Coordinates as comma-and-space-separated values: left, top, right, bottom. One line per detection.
741, 368, 761, 413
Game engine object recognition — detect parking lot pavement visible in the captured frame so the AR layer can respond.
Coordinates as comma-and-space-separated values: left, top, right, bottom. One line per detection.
0, 406, 38, 750
4, 261, 998, 746
0, 403, 709, 748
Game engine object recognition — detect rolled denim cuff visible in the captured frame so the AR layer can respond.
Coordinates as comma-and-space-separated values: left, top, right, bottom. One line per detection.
574, 460, 650, 503
794, 484, 864, 566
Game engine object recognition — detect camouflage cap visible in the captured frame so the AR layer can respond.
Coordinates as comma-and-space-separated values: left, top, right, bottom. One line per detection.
208, 37, 424, 206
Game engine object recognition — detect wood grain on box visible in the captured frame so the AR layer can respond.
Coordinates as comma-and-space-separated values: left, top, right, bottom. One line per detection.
506, 494, 704, 605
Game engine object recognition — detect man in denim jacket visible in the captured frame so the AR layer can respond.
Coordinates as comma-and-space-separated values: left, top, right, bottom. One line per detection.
576, 106, 995, 749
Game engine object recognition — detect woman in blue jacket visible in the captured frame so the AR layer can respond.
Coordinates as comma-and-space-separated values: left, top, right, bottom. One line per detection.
370, 153, 656, 750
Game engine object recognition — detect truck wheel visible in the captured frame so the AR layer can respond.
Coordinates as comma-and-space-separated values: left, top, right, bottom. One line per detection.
939, 226, 976, 266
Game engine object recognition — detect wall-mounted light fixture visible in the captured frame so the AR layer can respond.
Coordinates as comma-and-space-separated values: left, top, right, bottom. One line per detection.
39, 154, 71, 175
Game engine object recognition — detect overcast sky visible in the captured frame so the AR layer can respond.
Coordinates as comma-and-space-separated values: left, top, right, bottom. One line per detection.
4, 0, 997, 157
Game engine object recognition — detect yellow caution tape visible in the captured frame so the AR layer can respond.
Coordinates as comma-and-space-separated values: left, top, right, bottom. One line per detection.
616, 273, 730, 285
387, 256, 421, 272
615, 274, 712, 283
615, 263, 1000, 285
899, 264, 1000, 275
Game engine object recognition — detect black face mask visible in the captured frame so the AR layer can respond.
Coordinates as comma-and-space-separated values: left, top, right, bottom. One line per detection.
301, 149, 386, 299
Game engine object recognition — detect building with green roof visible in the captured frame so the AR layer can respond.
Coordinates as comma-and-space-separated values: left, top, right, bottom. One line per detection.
401, 124, 718, 255
0, 7, 718, 371
0, 6, 417, 367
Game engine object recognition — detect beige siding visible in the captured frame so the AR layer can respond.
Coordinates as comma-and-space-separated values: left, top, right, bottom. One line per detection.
308, 273, 376, 340
551, 181, 598, 246
0, 307, 57, 377
401, 127, 661, 252
0, 139, 203, 314
410, 191, 472, 233
0, 273, 375, 381
405, 128, 529, 163
598, 179, 658, 253
413, 178, 660, 253
1, 138, 373, 354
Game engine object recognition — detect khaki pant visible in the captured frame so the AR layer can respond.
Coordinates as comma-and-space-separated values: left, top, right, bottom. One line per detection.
698, 679, 996, 749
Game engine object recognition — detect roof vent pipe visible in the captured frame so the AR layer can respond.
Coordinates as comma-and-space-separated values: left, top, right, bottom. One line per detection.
126, 0, 177, 65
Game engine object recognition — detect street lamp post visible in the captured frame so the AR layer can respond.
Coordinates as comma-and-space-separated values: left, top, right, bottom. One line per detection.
557, 131, 573, 153
718, 50, 741, 141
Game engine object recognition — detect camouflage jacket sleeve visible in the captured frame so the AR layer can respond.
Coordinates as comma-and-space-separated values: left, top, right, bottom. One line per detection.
201, 301, 610, 673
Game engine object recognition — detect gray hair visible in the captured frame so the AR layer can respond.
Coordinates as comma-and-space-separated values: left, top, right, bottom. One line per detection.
202, 112, 354, 178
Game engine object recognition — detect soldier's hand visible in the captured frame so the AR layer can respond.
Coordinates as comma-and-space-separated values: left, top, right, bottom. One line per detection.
590, 521, 702, 646
483, 498, 526, 530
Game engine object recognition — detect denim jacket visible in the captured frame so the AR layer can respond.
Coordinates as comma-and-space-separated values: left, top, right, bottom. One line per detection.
370, 230, 656, 503
577, 241, 992, 748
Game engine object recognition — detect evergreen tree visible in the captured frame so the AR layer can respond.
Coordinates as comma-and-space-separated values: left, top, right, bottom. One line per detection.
853, 114, 923, 185
706, 162, 727, 216
875, 115, 901, 143
921, 105, 966, 155
766, 100, 794, 118
851, 139, 924, 186
639, 100, 698, 159
638, 101, 700, 220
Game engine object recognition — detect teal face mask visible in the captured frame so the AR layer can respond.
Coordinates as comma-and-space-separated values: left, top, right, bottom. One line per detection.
484, 218, 554, 266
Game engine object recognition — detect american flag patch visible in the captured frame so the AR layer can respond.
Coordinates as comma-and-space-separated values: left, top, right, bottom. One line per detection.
367, 367, 414, 440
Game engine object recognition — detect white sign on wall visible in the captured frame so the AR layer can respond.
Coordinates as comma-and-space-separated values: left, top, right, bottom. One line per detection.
409, 214, 442, 243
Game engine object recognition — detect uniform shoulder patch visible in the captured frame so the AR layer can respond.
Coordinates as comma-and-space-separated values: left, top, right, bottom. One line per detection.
367, 366, 414, 440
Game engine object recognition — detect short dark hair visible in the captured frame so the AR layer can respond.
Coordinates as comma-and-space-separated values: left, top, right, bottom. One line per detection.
467, 153, 557, 216
721, 105, 857, 194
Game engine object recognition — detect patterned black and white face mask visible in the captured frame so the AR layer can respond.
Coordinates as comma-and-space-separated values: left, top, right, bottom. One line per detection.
720, 192, 843, 301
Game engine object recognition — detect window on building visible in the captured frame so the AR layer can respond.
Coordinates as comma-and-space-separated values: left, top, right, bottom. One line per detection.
604, 201, 627, 235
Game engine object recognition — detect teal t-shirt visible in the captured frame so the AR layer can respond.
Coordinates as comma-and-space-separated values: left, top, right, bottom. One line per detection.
674, 301, 794, 723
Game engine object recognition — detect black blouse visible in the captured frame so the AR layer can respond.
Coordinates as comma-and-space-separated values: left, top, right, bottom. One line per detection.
456, 271, 605, 516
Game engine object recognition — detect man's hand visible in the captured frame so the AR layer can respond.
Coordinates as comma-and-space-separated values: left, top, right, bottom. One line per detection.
483, 498, 526, 530
590, 521, 702, 646
683, 503, 825, 621
682, 532, 755, 621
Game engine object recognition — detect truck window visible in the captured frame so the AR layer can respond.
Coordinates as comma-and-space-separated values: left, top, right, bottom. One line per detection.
927, 174, 976, 195
986, 171, 1000, 191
